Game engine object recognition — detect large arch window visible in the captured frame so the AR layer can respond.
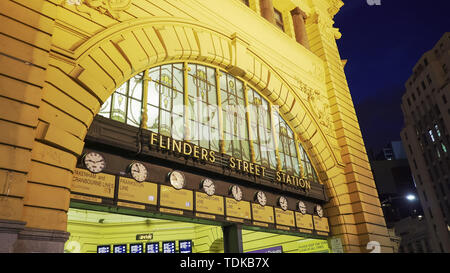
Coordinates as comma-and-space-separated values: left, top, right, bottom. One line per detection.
98, 62, 319, 182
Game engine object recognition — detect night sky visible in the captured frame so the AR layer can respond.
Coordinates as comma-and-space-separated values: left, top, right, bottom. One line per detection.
334, 0, 450, 156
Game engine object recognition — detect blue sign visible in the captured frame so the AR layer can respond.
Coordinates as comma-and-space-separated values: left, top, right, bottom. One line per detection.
130, 243, 143, 253
97, 245, 111, 253
179, 240, 192, 253
246, 246, 283, 253
162, 241, 176, 253
146, 242, 159, 253
113, 244, 127, 253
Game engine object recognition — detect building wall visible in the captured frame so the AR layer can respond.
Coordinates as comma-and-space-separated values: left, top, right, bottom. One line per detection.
400, 32, 450, 252
0, 0, 391, 253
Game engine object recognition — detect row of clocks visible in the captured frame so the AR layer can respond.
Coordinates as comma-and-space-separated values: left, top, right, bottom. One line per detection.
82, 152, 149, 182
228, 184, 324, 217
81, 152, 324, 217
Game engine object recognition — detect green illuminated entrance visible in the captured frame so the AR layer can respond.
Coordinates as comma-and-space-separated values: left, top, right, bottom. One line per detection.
65, 203, 330, 253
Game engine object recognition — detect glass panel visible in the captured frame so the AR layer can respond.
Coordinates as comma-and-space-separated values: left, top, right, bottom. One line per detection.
172, 114, 184, 140
111, 93, 126, 122
160, 110, 171, 137
147, 105, 159, 132
126, 98, 142, 127
99, 96, 112, 118
129, 73, 143, 100
172, 90, 183, 116
116, 81, 128, 95
147, 80, 159, 107
173, 66, 183, 92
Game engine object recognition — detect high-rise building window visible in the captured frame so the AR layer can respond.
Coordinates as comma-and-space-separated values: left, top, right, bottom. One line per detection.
434, 124, 441, 138
429, 129, 436, 142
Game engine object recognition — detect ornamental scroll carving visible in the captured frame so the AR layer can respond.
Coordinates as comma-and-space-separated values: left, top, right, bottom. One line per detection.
296, 80, 333, 135
65, 0, 132, 19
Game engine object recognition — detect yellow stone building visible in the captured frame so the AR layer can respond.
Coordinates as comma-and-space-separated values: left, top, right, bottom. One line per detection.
0, 0, 393, 253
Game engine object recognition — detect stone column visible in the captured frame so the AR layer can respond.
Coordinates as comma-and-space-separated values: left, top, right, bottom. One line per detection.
14, 228, 70, 253
0, 220, 26, 253
259, 0, 275, 24
290, 7, 310, 49
222, 224, 243, 253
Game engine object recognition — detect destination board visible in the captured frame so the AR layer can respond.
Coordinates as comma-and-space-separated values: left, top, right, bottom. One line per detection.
160, 185, 193, 211
251, 203, 274, 223
313, 216, 330, 232
225, 198, 251, 219
275, 208, 295, 227
295, 212, 314, 230
71, 168, 115, 198
195, 192, 224, 215
118, 177, 157, 205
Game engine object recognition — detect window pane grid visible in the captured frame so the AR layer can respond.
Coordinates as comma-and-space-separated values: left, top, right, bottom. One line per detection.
99, 62, 319, 183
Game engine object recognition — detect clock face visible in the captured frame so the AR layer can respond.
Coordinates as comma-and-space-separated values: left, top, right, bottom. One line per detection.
169, 171, 185, 190
129, 162, 147, 182
201, 179, 215, 196
83, 152, 106, 173
315, 205, 324, 218
255, 191, 267, 206
278, 196, 288, 211
230, 185, 243, 201
298, 201, 307, 214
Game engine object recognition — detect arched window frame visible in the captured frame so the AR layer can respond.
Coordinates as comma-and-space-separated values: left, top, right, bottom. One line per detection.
99, 61, 320, 183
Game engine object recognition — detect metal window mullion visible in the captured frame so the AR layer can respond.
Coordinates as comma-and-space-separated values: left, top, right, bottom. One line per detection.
141, 69, 150, 129
183, 62, 190, 141
269, 102, 282, 171
216, 68, 225, 154
294, 137, 304, 177
243, 83, 255, 163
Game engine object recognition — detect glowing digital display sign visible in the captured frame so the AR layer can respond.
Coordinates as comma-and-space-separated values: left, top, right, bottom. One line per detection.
113, 244, 127, 253
97, 245, 110, 253
162, 241, 176, 253
179, 240, 192, 253
146, 242, 159, 253
130, 243, 143, 253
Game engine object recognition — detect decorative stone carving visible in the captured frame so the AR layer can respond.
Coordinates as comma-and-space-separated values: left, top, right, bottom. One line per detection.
307, 10, 342, 41
295, 80, 333, 134
64, 0, 132, 19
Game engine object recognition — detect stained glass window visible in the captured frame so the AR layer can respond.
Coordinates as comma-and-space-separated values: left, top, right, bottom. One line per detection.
247, 88, 277, 169
298, 144, 319, 183
273, 110, 300, 176
98, 62, 320, 183
99, 73, 143, 127
187, 64, 220, 152
146, 63, 184, 140
220, 72, 250, 161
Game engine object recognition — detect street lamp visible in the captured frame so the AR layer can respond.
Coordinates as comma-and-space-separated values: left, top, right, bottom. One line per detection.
406, 194, 416, 201
381, 194, 417, 206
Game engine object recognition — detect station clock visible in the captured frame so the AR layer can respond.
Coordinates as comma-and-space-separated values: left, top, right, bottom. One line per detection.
230, 185, 243, 201
297, 201, 307, 215
255, 191, 267, 206
82, 152, 106, 173
315, 204, 324, 218
168, 170, 185, 190
129, 162, 147, 182
201, 178, 215, 196
278, 196, 288, 211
